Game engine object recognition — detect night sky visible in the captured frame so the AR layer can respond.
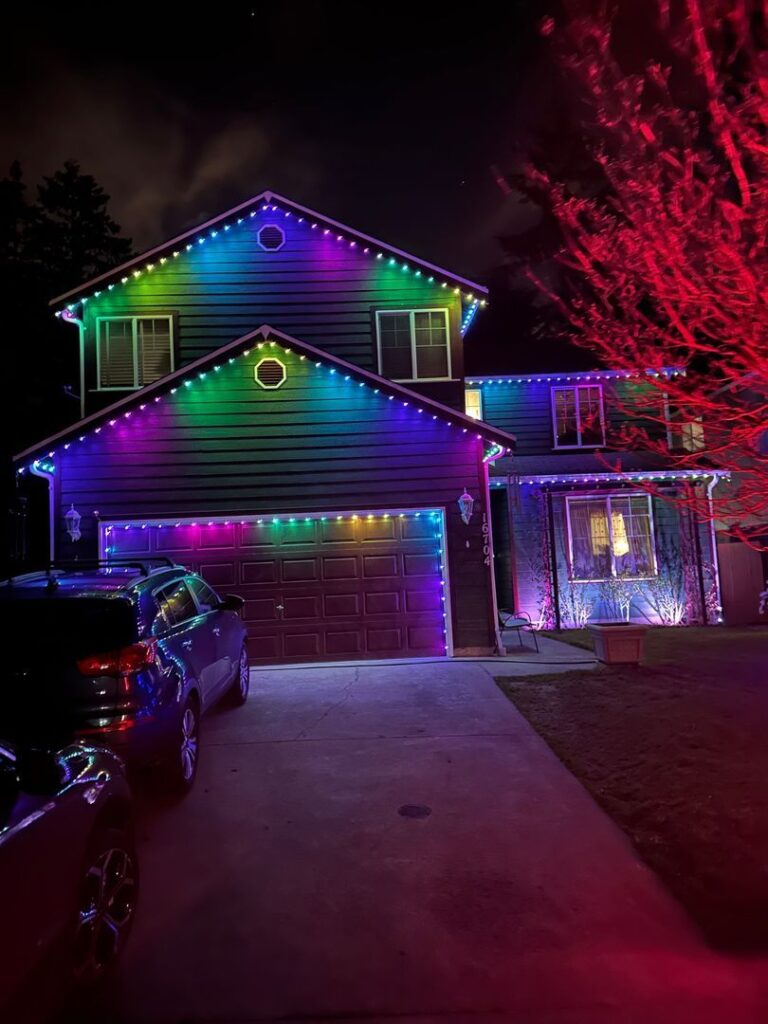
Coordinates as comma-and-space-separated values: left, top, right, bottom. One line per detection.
4, 1, 576, 371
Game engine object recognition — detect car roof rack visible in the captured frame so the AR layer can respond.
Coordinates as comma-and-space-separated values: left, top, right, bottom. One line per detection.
49, 557, 179, 577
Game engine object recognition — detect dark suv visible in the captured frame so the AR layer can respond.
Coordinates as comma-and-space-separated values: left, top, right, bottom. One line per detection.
0, 560, 248, 794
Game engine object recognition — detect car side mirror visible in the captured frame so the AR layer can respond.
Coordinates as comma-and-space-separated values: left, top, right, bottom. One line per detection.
219, 594, 245, 613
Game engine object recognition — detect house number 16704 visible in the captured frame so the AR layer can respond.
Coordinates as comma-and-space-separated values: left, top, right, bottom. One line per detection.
482, 513, 491, 566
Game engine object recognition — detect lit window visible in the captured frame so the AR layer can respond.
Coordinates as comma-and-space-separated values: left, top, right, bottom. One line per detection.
98, 317, 174, 390
376, 309, 451, 381
674, 419, 705, 452
552, 385, 605, 447
465, 388, 483, 420
566, 494, 657, 581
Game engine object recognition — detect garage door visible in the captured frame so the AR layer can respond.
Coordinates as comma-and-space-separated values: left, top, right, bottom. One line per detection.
103, 511, 448, 664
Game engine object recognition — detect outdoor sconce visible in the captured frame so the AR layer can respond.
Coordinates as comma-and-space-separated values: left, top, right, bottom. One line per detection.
457, 489, 475, 525
65, 504, 82, 542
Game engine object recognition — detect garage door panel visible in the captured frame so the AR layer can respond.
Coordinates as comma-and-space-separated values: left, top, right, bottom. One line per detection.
320, 520, 357, 544
284, 633, 321, 658
405, 589, 442, 612
360, 519, 397, 542
408, 625, 444, 649
323, 593, 360, 616
404, 552, 441, 577
200, 562, 237, 588
198, 524, 235, 549
322, 556, 359, 580
240, 523, 276, 548
246, 598, 280, 622
283, 595, 322, 619
367, 627, 403, 652
106, 510, 446, 664
242, 560, 278, 584
362, 554, 399, 579
402, 517, 437, 540
282, 558, 318, 582
251, 634, 279, 660
365, 591, 400, 615
326, 631, 362, 656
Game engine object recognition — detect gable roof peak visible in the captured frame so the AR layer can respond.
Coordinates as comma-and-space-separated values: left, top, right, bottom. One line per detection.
50, 189, 488, 310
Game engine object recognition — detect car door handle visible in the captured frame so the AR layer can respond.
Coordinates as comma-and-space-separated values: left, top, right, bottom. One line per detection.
213, 626, 221, 637
182, 639, 193, 650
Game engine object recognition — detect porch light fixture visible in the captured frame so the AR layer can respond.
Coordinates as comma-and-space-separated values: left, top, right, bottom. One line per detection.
457, 489, 475, 525
65, 503, 82, 542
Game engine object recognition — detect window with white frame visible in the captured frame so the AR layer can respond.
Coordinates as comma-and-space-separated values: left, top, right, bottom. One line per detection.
552, 385, 605, 447
97, 316, 174, 389
375, 310, 451, 381
465, 388, 483, 420
566, 493, 657, 581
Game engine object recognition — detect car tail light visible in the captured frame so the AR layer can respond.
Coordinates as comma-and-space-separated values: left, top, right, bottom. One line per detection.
77, 640, 156, 677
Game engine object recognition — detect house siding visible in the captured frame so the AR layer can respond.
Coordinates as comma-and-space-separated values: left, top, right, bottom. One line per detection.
470, 377, 669, 456
79, 212, 466, 414
53, 342, 497, 653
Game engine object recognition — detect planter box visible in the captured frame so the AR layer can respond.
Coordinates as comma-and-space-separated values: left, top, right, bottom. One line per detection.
588, 623, 648, 665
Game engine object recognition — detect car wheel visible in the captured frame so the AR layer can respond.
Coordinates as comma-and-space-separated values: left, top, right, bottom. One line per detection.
72, 825, 138, 987
225, 645, 250, 707
164, 694, 200, 796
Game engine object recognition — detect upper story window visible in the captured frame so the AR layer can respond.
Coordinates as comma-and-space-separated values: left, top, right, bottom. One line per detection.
375, 309, 451, 382
465, 388, 483, 420
566, 493, 657, 582
668, 416, 705, 452
97, 316, 174, 390
552, 385, 605, 448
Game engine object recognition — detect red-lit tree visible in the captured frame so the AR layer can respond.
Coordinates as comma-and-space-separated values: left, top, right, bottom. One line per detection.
520, 0, 768, 544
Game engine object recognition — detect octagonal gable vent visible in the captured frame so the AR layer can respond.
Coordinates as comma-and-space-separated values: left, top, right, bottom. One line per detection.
257, 224, 285, 251
254, 357, 287, 390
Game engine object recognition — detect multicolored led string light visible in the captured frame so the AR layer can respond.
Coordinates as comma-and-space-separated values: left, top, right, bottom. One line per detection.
467, 369, 684, 386
54, 201, 488, 317
489, 469, 729, 486
15, 338, 512, 475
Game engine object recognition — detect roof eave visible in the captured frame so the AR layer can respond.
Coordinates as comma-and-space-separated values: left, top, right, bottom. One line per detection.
14, 324, 515, 465
50, 190, 488, 308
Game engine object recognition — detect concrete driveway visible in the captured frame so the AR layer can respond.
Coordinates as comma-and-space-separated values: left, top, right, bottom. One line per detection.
68, 661, 766, 1024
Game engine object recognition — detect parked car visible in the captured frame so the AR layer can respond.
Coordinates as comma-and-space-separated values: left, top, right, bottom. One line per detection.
0, 560, 249, 794
0, 737, 137, 1018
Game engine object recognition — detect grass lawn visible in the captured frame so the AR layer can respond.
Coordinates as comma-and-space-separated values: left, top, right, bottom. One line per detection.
496, 626, 768, 951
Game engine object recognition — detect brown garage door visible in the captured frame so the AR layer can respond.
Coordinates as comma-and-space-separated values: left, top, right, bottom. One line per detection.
104, 511, 447, 664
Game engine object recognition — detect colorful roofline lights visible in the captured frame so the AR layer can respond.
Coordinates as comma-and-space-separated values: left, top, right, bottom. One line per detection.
53, 199, 488, 318
467, 369, 685, 385
489, 470, 730, 486
14, 335, 514, 475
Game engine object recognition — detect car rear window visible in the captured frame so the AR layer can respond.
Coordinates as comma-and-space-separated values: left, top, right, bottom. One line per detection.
6, 597, 137, 663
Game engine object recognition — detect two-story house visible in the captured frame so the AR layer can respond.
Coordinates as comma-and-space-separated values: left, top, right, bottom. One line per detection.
13, 191, 515, 664
464, 372, 725, 629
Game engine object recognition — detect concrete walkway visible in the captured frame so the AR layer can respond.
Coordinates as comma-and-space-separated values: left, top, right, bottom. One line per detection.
68, 661, 767, 1024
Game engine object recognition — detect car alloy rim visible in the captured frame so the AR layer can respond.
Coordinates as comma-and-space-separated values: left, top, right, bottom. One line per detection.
74, 846, 137, 982
180, 706, 198, 781
239, 649, 249, 697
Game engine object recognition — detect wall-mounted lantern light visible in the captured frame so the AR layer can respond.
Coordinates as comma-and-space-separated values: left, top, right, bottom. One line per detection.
457, 489, 475, 525
65, 504, 82, 542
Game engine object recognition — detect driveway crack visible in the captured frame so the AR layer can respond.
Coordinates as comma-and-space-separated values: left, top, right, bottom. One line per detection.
292, 667, 358, 740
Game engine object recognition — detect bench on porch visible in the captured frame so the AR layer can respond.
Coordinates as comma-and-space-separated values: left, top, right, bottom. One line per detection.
498, 609, 539, 653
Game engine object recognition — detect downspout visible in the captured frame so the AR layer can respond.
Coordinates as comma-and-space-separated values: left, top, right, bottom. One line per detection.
482, 445, 509, 656
61, 310, 86, 420
706, 475, 724, 624
29, 461, 56, 563
545, 490, 562, 631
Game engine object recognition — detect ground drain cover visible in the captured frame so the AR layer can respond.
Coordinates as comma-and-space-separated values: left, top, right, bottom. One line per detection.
398, 804, 432, 819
